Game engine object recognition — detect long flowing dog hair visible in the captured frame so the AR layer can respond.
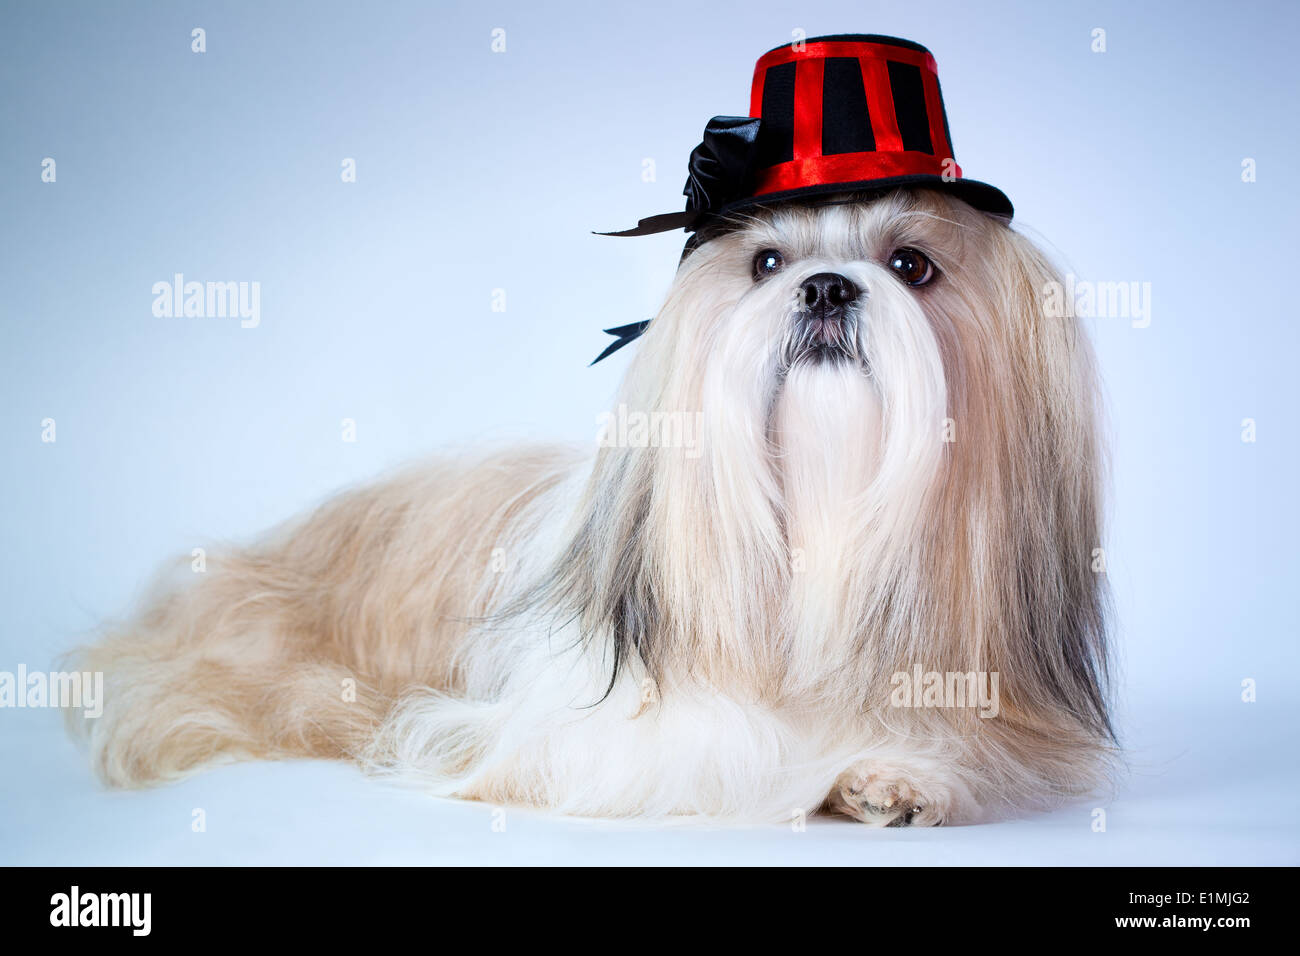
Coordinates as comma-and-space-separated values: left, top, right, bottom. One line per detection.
69, 188, 1114, 824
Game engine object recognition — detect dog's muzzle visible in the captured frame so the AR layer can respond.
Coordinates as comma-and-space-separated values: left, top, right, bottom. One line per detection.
797, 272, 862, 348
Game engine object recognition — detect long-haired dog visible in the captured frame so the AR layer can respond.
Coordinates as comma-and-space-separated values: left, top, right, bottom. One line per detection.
70, 39, 1115, 826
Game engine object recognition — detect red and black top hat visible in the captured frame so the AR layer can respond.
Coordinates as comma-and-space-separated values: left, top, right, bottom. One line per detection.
604, 34, 1012, 238
590, 34, 1012, 362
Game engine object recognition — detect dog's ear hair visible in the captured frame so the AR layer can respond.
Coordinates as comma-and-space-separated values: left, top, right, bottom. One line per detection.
845, 201, 1113, 779
525, 451, 664, 703
943, 223, 1114, 744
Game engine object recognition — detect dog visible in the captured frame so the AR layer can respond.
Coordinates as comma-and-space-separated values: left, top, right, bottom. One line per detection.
69, 36, 1115, 826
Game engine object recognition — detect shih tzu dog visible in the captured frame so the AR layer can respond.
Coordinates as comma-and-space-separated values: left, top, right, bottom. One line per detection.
71, 35, 1114, 825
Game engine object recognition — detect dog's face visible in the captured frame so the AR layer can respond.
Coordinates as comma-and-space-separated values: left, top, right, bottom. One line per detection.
662, 188, 1018, 414
704, 190, 961, 376
622, 188, 1049, 527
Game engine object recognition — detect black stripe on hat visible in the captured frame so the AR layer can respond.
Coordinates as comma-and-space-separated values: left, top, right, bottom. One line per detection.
887, 60, 933, 154
933, 74, 954, 156
756, 61, 796, 168
821, 57, 876, 156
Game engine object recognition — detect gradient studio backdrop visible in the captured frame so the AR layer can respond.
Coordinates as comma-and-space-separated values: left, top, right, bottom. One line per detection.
2, 0, 1297, 861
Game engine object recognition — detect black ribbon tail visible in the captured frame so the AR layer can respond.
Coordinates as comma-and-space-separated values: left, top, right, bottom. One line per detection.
594, 211, 697, 237
590, 320, 651, 365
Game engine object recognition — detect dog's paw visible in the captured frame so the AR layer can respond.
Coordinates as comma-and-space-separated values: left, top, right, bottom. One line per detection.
828, 764, 947, 827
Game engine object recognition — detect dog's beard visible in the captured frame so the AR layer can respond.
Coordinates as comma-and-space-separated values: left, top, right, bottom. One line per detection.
767, 263, 948, 668
682, 232, 949, 539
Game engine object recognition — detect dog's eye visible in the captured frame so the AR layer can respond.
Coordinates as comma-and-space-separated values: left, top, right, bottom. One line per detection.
752, 249, 785, 280
887, 248, 935, 286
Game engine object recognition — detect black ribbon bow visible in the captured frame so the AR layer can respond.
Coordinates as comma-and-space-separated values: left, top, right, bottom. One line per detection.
596, 116, 763, 238
590, 116, 762, 362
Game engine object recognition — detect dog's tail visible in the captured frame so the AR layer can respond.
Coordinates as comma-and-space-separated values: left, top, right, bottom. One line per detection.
65, 553, 390, 788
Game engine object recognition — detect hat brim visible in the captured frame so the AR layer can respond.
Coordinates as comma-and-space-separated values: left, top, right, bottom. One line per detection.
717, 174, 1013, 220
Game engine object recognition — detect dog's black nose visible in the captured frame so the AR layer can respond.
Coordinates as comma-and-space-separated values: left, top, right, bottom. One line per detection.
799, 273, 860, 316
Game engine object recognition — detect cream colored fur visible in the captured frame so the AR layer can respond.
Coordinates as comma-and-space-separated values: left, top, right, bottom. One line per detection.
70, 189, 1115, 825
